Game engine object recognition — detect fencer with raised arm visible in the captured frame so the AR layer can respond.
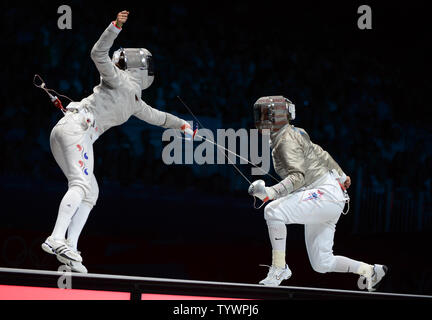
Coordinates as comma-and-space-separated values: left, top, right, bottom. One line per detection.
42, 11, 194, 272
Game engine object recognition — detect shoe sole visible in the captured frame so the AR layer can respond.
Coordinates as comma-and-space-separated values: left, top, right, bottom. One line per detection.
259, 273, 292, 286
41, 242, 55, 255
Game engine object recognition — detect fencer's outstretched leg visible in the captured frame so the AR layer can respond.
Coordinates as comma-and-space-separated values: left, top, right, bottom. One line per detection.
259, 220, 292, 286
333, 256, 387, 291
305, 223, 387, 291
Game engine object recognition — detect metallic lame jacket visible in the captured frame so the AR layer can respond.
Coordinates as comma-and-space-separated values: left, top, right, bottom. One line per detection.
269, 124, 346, 198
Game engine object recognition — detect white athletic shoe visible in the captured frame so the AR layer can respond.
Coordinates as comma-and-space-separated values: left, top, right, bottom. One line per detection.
56, 240, 88, 273
358, 264, 388, 292
41, 236, 82, 262
259, 264, 292, 286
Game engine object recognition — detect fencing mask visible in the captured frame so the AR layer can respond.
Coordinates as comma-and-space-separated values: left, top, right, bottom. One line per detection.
253, 95, 295, 132
112, 48, 154, 90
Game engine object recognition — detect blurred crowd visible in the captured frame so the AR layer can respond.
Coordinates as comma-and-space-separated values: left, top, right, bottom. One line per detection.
1, 2, 431, 209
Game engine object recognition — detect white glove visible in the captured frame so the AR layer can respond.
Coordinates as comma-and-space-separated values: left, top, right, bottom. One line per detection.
248, 180, 276, 203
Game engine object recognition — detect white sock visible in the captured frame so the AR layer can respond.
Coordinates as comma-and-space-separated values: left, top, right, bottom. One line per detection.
332, 256, 362, 273
267, 220, 287, 268
356, 262, 374, 278
332, 256, 373, 277
51, 186, 84, 240
67, 202, 92, 250
272, 250, 286, 269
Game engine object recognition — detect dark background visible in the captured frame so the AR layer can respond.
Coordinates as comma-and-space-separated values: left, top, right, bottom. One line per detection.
1, 0, 431, 295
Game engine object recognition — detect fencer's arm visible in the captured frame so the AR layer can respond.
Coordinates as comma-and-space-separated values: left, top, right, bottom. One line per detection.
249, 177, 294, 202
90, 22, 122, 88
134, 100, 186, 129
267, 141, 306, 200
311, 142, 347, 182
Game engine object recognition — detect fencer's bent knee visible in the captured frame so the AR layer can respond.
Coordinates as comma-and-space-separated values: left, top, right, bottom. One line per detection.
264, 200, 285, 222
69, 181, 90, 199
266, 219, 282, 227
264, 201, 277, 221
83, 188, 98, 207
311, 262, 330, 274
69, 178, 98, 207
310, 253, 336, 274
68, 185, 86, 199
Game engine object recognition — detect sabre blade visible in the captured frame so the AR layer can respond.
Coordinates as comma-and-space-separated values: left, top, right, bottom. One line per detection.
177, 96, 280, 183
194, 132, 280, 183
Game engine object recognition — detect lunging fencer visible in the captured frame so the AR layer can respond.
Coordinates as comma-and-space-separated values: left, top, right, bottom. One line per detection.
248, 96, 387, 291
41, 11, 194, 272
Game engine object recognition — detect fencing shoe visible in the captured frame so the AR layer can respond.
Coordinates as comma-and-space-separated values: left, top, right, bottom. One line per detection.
358, 264, 388, 292
259, 264, 292, 286
41, 236, 82, 262
56, 239, 88, 273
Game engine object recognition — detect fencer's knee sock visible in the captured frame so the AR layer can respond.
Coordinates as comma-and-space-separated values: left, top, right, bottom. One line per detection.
51, 186, 84, 241
356, 262, 374, 278
332, 256, 373, 277
267, 220, 287, 268
67, 202, 93, 250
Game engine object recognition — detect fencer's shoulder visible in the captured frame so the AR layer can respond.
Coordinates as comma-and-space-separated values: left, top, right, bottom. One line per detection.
97, 64, 125, 89
281, 126, 311, 148
291, 126, 308, 136
274, 126, 298, 147
114, 70, 141, 96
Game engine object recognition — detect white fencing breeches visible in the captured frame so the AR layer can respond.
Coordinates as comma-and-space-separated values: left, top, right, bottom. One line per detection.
264, 171, 347, 273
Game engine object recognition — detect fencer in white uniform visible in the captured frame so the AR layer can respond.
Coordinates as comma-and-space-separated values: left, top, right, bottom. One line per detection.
42, 11, 194, 272
249, 96, 387, 291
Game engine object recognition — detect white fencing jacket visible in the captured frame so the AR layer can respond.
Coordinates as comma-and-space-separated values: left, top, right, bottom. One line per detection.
77, 22, 185, 136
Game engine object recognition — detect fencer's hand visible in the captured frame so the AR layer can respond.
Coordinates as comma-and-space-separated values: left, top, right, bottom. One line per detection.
344, 176, 351, 189
115, 10, 129, 28
180, 123, 197, 140
248, 180, 274, 202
